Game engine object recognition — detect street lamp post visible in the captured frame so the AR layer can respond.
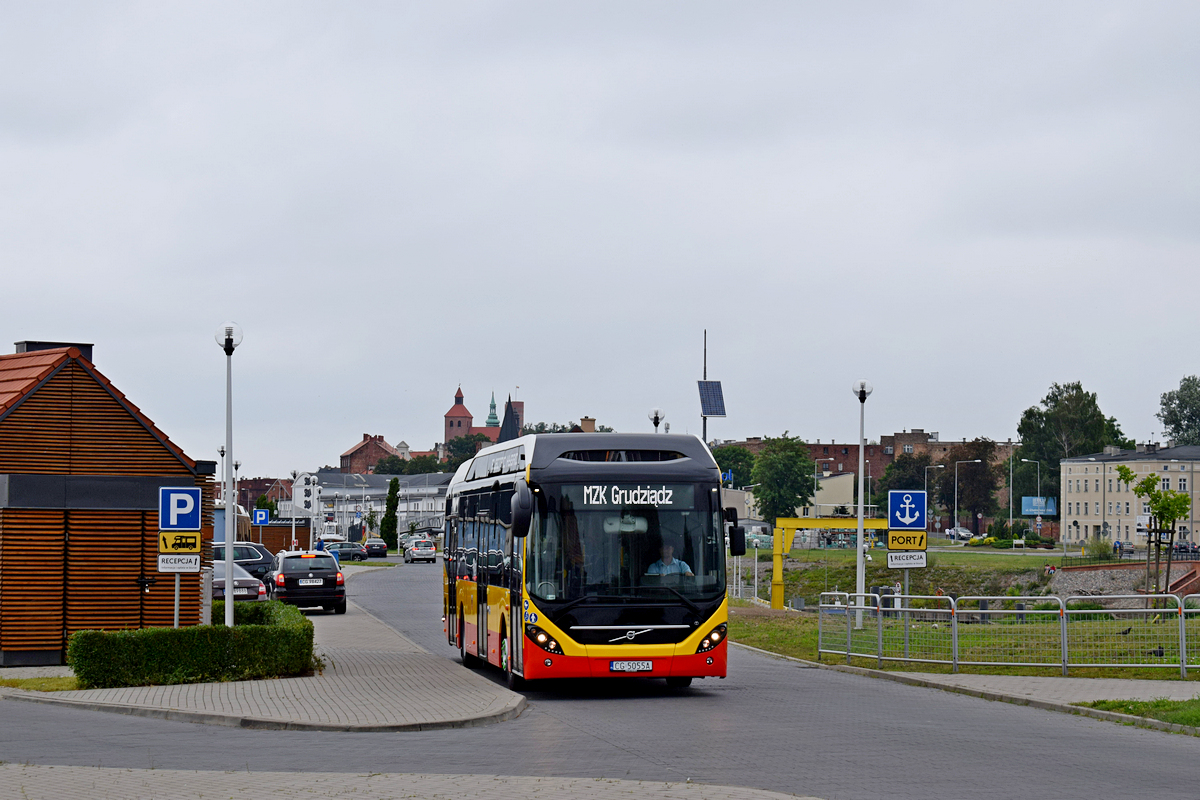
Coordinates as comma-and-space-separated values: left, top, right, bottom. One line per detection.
852, 380, 872, 629
924, 464, 944, 537
955, 459, 983, 537
215, 322, 242, 628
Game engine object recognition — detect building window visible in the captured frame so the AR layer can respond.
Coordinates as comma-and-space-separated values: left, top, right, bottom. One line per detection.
903, 445, 914, 454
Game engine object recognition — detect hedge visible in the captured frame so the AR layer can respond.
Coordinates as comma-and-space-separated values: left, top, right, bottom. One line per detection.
67, 600, 315, 689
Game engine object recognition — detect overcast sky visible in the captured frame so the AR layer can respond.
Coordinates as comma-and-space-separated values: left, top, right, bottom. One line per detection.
3, 3, 1197, 476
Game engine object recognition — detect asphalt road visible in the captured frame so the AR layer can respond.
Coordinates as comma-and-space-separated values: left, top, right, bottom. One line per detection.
1, 562, 1196, 800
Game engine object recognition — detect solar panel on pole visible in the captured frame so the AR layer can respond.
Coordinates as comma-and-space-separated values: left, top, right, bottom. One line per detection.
697, 381, 726, 417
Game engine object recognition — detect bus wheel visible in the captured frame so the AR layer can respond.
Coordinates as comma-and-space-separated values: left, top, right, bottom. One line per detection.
501, 630, 524, 691
459, 612, 478, 668
666, 676, 692, 689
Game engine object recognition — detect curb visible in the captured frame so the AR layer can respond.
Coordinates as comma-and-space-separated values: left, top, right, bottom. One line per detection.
2, 690, 526, 733
729, 641, 1200, 737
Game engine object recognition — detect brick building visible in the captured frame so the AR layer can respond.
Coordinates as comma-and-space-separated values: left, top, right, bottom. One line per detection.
340, 434, 400, 474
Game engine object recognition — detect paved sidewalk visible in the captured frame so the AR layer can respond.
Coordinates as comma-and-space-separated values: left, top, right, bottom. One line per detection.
0, 765, 817, 800
1, 574, 525, 731
890, 672, 1200, 704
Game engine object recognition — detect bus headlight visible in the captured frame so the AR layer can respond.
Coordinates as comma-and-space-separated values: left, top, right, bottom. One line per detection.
696, 623, 727, 653
525, 624, 563, 655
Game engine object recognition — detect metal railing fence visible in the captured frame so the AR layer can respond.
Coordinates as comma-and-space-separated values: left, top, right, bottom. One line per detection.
818, 592, 1200, 677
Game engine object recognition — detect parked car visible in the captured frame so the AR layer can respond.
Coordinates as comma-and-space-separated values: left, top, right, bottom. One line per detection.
212, 542, 274, 578
403, 538, 437, 563
267, 551, 346, 613
212, 560, 267, 602
325, 541, 368, 561
363, 538, 389, 558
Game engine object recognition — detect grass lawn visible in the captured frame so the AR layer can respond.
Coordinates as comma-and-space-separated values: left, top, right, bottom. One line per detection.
727, 601, 1200, 682
1077, 697, 1200, 726
0, 676, 78, 691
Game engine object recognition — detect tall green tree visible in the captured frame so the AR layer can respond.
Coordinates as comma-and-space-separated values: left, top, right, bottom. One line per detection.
872, 452, 932, 507
749, 433, 814, 526
1015, 382, 1131, 501
1157, 375, 1200, 446
380, 478, 400, 549
713, 446, 756, 489
933, 439, 1000, 534
445, 433, 492, 471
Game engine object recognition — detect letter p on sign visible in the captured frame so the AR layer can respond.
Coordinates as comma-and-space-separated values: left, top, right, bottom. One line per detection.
159, 487, 202, 531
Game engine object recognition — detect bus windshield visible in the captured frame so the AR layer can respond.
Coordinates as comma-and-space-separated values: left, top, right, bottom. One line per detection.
525, 483, 724, 603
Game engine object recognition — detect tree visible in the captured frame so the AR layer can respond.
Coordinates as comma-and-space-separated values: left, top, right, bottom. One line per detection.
521, 421, 614, 433
1116, 466, 1193, 596
933, 439, 1000, 534
380, 478, 400, 549
872, 452, 932, 507
1158, 375, 1200, 446
1016, 382, 1131, 501
748, 433, 814, 526
254, 494, 277, 515
375, 455, 407, 474
713, 446, 756, 490
445, 433, 492, 471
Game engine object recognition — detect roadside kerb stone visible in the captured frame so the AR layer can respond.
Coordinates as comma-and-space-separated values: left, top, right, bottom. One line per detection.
730, 641, 1200, 737
3, 595, 526, 732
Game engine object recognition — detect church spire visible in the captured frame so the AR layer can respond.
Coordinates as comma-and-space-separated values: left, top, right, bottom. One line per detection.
486, 392, 500, 427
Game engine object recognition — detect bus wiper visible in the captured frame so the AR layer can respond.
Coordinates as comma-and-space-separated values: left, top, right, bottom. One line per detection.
645, 585, 701, 614
554, 594, 626, 614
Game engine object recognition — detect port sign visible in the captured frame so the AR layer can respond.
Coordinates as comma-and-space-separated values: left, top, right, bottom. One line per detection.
888, 490, 927, 531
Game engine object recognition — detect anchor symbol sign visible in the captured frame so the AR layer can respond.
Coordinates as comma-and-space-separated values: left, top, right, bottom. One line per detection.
895, 493, 920, 526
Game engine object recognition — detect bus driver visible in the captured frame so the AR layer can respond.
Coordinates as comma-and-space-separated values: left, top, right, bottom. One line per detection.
646, 539, 693, 577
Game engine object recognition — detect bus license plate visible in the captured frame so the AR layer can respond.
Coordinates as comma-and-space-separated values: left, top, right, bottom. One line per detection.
298, 579, 323, 586
610, 660, 652, 673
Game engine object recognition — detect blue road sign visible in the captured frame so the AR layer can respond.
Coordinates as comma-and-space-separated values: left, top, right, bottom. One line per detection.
888, 490, 927, 531
253, 508, 270, 525
159, 487, 203, 531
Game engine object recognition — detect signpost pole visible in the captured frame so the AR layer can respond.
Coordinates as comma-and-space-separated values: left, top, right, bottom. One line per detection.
174, 574, 180, 628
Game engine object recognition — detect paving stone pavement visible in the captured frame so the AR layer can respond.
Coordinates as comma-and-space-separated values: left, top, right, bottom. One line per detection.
891, 671, 1200, 704
0, 765, 818, 800
2, 589, 525, 731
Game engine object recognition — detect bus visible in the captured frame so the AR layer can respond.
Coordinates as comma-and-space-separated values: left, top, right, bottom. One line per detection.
443, 432, 745, 690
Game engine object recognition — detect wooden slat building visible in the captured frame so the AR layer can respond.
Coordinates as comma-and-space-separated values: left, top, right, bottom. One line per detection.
0, 342, 215, 665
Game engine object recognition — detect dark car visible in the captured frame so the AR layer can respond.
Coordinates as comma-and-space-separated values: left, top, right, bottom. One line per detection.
363, 538, 389, 558
267, 551, 346, 613
325, 541, 368, 562
403, 538, 437, 564
213, 560, 267, 602
212, 542, 275, 578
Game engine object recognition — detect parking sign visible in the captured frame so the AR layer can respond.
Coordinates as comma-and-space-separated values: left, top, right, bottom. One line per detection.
159, 487, 202, 531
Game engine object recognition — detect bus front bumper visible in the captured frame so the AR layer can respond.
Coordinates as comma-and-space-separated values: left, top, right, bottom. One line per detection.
522, 637, 727, 680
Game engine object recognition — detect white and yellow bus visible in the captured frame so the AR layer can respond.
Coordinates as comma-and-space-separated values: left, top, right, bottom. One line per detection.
443, 433, 744, 689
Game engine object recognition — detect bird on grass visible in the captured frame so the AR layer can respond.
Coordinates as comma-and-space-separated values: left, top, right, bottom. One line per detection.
1146, 646, 1165, 657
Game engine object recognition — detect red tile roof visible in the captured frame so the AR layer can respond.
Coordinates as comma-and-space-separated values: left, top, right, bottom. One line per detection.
0, 346, 196, 470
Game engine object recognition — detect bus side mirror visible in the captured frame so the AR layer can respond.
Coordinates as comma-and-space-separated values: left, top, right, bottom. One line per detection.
729, 526, 746, 557
512, 481, 533, 538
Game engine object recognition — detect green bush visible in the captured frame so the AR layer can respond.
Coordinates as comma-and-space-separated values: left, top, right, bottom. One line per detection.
67, 601, 315, 689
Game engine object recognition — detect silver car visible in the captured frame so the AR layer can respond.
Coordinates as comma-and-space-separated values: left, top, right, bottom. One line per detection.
213, 560, 267, 602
